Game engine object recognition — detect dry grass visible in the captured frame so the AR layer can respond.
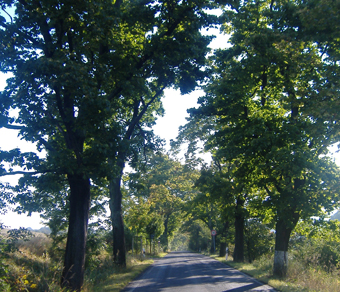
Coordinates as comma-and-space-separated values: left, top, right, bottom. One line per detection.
84, 252, 168, 291
4, 231, 340, 292
212, 253, 340, 292
1, 230, 166, 292
84, 256, 154, 292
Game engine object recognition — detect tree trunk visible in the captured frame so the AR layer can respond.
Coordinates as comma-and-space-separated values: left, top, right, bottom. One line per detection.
150, 235, 152, 254
273, 179, 302, 277
219, 221, 229, 257
210, 234, 215, 254
273, 213, 299, 277
234, 196, 245, 262
273, 218, 291, 277
219, 240, 227, 257
162, 216, 169, 252
61, 174, 91, 291
109, 174, 126, 267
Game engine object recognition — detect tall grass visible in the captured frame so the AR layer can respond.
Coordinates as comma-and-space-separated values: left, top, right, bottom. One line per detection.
83, 255, 154, 292
1, 230, 158, 291
213, 249, 340, 292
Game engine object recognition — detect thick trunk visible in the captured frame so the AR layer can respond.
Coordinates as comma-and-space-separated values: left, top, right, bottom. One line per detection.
273, 211, 299, 277
109, 174, 126, 267
273, 179, 302, 277
234, 197, 245, 262
61, 174, 91, 291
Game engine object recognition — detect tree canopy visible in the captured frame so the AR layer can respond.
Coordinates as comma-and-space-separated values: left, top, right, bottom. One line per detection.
1, 0, 340, 290
0, 0, 217, 290
178, 0, 340, 276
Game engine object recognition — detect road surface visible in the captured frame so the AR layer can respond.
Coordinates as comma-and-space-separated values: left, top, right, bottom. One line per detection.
122, 251, 276, 292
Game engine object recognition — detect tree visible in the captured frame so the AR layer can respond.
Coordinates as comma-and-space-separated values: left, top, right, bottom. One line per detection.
97, 0, 216, 267
127, 152, 199, 251
0, 0, 216, 289
186, 0, 340, 276
193, 162, 251, 260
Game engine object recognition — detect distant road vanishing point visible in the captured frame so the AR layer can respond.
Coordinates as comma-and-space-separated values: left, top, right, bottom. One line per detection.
122, 252, 277, 292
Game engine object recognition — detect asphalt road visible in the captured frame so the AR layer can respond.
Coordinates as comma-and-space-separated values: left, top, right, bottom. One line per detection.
122, 252, 276, 292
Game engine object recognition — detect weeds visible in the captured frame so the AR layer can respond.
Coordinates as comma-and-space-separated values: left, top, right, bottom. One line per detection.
3, 224, 340, 292
0, 228, 159, 291
213, 250, 340, 292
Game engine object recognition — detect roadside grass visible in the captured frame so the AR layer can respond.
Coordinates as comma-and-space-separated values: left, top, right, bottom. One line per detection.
1, 229, 166, 291
84, 252, 167, 292
84, 257, 154, 292
211, 253, 340, 292
7, 230, 339, 292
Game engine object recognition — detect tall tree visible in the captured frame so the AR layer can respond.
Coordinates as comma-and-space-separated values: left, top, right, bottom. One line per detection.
102, 0, 217, 267
186, 0, 340, 276
0, 0, 216, 289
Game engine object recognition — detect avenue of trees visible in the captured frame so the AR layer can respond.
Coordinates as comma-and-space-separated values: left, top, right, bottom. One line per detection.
177, 0, 340, 277
0, 0, 340, 291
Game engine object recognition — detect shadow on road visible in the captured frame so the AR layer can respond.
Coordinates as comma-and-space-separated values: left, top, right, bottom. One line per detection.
122, 252, 276, 292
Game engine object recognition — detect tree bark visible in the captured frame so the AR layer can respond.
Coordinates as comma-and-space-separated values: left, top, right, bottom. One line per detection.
273, 211, 299, 277
219, 240, 227, 257
219, 221, 229, 257
109, 156, 126, 267
234, 196, 245, 262
162, 216, 169, 252
61, 174, 91, 291
273, 180, 302, 277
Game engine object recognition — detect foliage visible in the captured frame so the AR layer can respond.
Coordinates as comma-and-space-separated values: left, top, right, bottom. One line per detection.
0, 0, 217, 286
176, 0, 340, 276
182, 219, 211, 252
4, 227, 34, 253
85, 226, 109, 271
0, 227, 157, 292
292, 219, 340, 272
126, 152, 199, 251
244, 219, 274, 263
0, 224, 10, 292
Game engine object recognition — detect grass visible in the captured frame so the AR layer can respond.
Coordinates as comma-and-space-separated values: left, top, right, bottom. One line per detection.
210, 253, 340, 292
0, 229, 167, 292
4, 229, 339, 292
84, 253, 167, 292
84, 257, 153, 292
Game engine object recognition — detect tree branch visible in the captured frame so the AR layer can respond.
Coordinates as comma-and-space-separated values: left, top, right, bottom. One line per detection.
0, 170, 43, 177
1, 124, 24, 130
108, 5, 195, 101
125, 86, 165, 141
1, 7, 13, 24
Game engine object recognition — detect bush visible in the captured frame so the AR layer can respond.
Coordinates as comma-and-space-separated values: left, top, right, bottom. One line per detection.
244, 219, 275, 263
291, 219, 340, 273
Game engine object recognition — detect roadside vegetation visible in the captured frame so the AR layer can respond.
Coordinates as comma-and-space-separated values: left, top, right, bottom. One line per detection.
1, 214, 340, 291
206, 219, 340, 292
0, 225, 163, 292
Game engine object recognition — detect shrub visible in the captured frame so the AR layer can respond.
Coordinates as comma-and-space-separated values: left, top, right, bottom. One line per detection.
291, 219, 340, 273
244, 219, 275, 263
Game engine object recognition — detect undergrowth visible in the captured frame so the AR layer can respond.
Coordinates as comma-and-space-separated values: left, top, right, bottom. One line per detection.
213, 251, 340, 292
0, 229, 161, 291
